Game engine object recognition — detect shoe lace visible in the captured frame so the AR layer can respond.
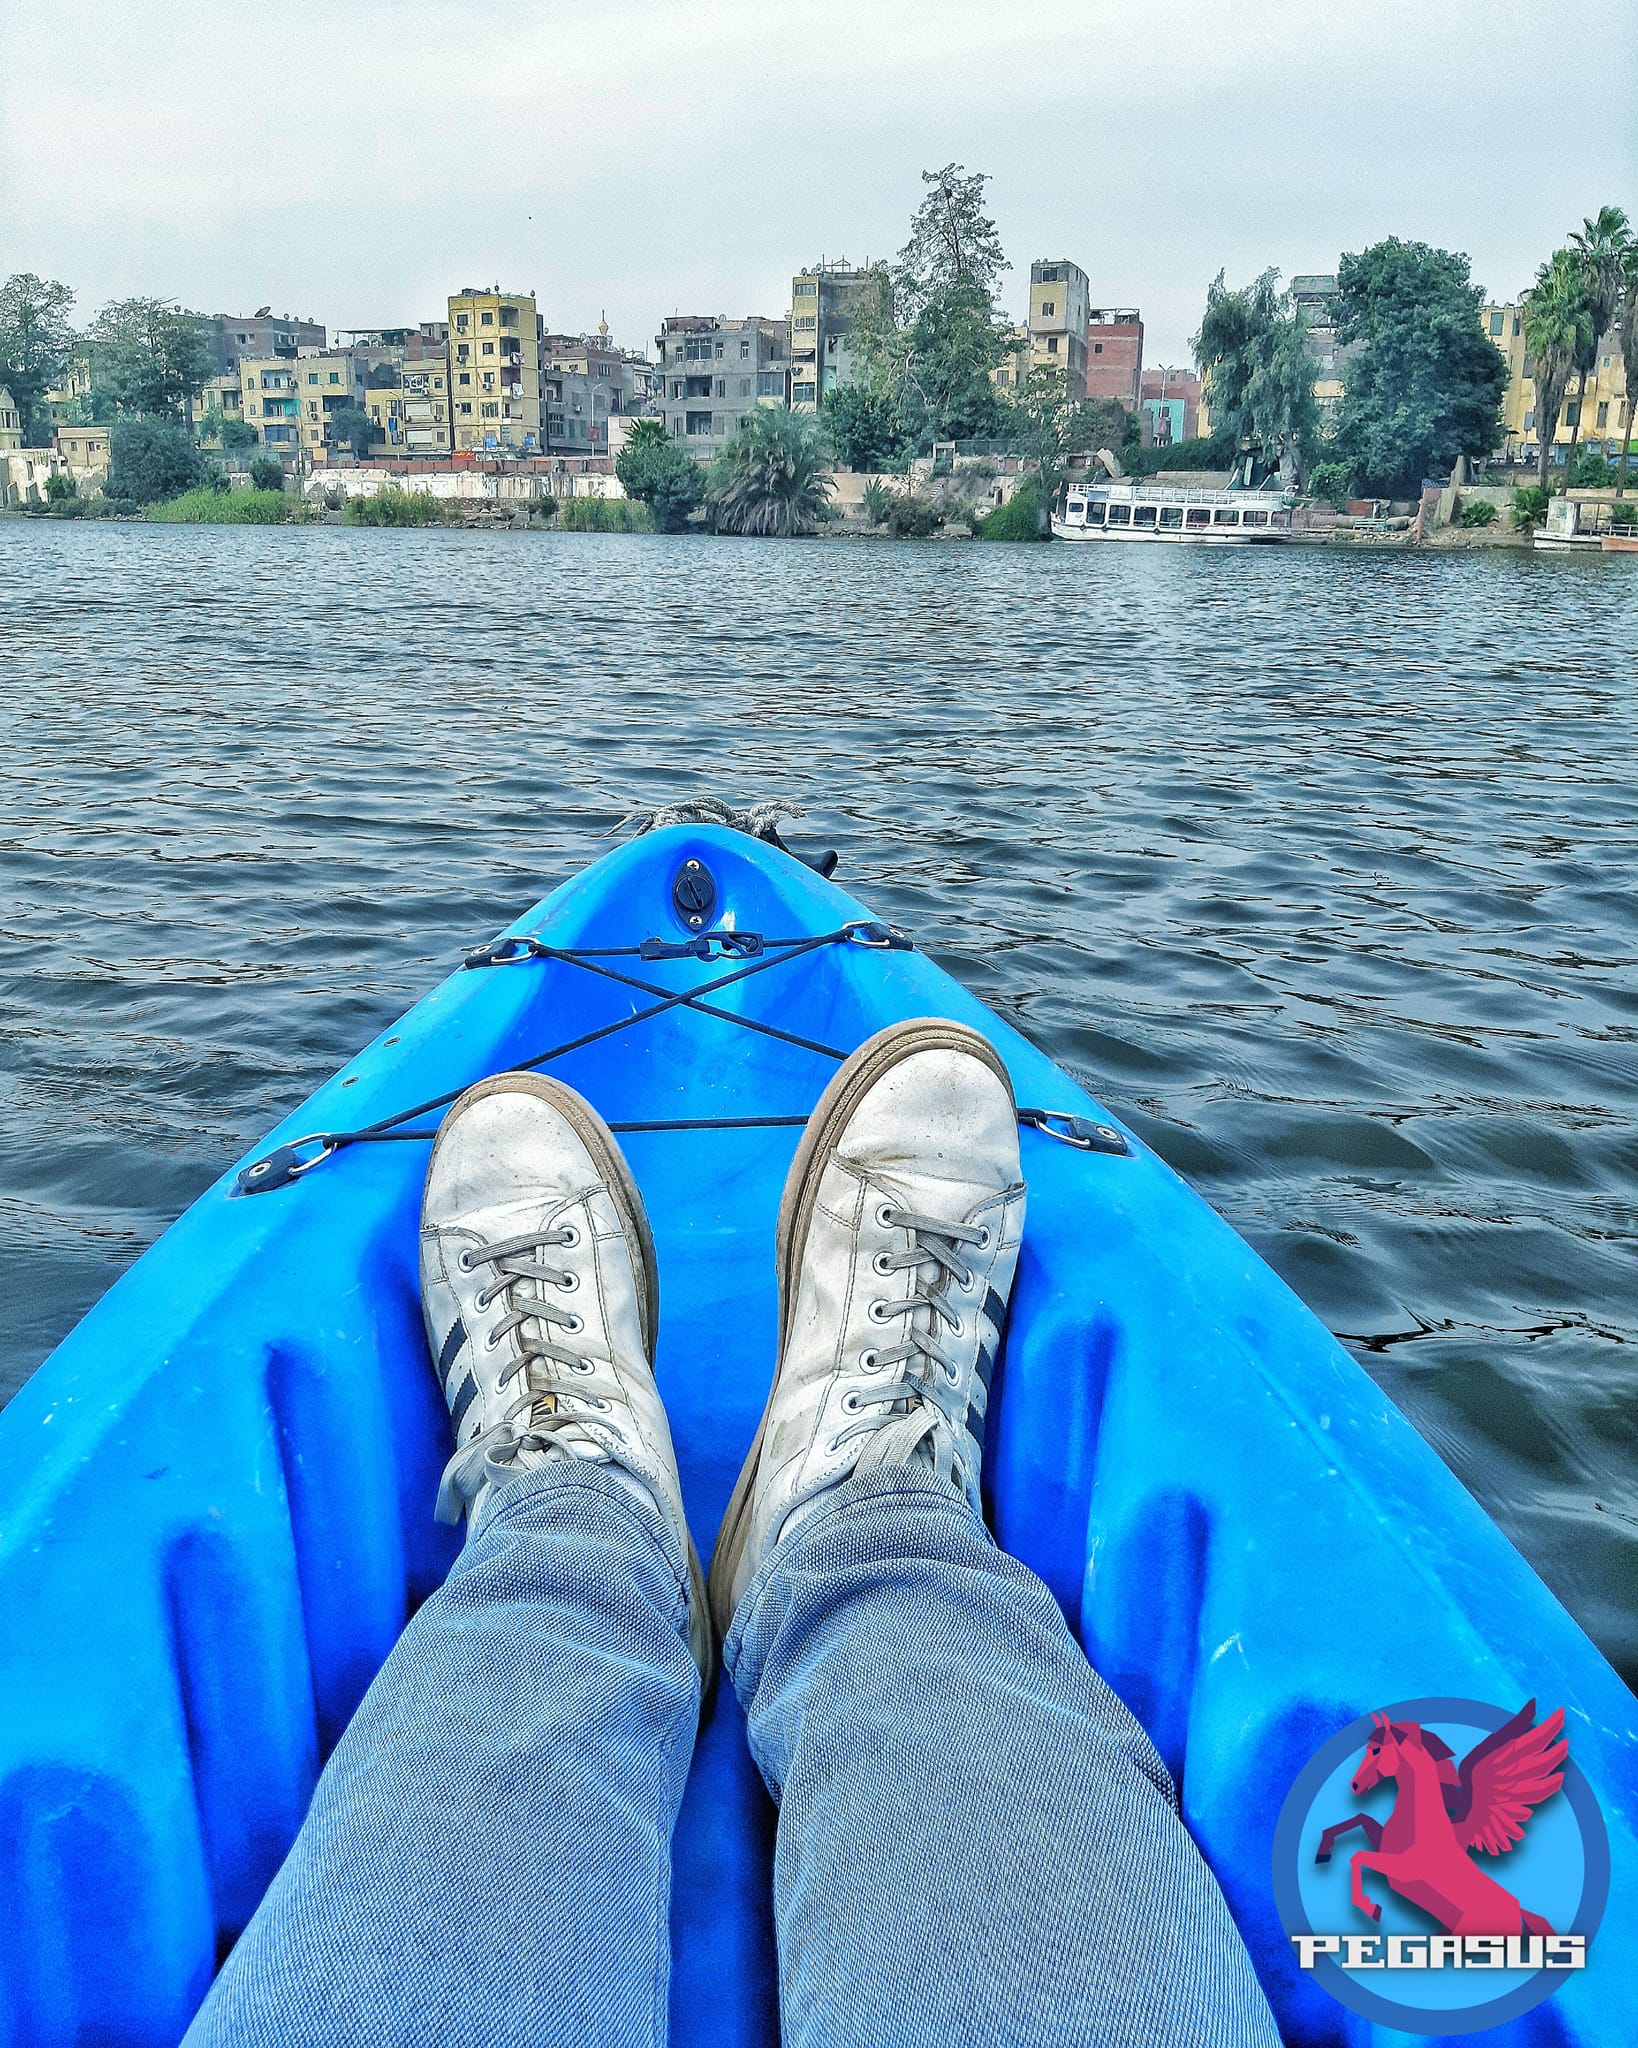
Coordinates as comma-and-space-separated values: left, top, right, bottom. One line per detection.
831, 1205, 988, 1497
435, 1227, 616, 1521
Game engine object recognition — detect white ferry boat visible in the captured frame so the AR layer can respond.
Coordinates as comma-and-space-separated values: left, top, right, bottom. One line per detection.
1053, 481, 1296, 544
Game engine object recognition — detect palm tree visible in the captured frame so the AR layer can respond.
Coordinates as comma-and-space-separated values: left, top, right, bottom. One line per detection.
707, 406, 835, 537
1617, 245, 1638, 498
1523, 251, 1594, 491
1565, 208, 1630, 478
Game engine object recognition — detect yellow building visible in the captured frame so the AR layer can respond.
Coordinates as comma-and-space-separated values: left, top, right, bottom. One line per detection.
1484, 302, 1631, 464
240, 352, 366, 463
448, 288, 542, 453
198, 373, 245, 437
990, 326, 1028, 395
55, 424, 111, 486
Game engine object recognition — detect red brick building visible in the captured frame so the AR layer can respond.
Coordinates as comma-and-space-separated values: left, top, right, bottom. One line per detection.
1085, 309, 1143, 411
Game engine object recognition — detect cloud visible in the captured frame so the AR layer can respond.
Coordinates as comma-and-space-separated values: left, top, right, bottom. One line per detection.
2, 0, 1633, 360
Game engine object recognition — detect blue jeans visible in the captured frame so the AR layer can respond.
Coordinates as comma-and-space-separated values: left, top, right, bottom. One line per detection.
185, 1464, 1277, 2046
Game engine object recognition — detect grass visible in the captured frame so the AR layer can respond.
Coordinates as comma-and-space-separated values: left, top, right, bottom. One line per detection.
344, 487, 450, 527
148, 488, 290, 525
558, 495, 651, 532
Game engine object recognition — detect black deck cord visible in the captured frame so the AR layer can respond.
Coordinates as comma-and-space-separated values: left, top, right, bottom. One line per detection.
236, 919, 1128, 1196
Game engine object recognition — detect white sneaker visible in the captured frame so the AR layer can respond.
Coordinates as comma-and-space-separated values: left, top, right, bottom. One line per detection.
709, 1019, 1026, 1641
420, 1071, 711, 1684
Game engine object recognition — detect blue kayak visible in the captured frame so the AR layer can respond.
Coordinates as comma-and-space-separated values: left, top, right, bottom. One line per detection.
1, 823, 1632, 2046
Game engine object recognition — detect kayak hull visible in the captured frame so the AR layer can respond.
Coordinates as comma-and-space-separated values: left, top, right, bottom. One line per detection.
1, 826, 1632, 2046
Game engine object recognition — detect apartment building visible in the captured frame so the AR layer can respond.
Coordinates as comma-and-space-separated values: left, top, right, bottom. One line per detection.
1140, 367, 1201, 447
240, 350, 366, 460
1028, 260, 1090, 390
655, 316, 790, 460
787, 262, 880, 409
542, 324, 659, 416
1290, 274, 1359, 414
1484, 299, 1631, 463
1085, 309, 1143, 409
207, 311, 326, 374
55, 424, 111, 487
448, 288, 543, 453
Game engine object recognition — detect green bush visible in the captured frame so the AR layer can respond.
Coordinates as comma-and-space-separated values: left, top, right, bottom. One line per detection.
148, 487, 290, 524
343, 487, 449, 527
1121, 430, 1237, 479
860, 478, 895, 526
1511, 485, 1550, 530
1457, 498, 1498, 528
884, 490, 943, 539
979, 476, 1046, 541
248, 455, 285, 492
1306, 459, 1352, 509
108, 415, 204, 506
44, 472, 78, 508
558, 494, 652, 532
1568, 451, 1616, 489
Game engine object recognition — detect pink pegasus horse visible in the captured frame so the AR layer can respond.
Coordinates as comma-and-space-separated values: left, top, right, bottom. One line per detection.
1315, 1699, 1566, 1936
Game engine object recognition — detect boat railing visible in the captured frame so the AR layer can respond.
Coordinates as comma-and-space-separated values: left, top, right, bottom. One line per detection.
1065, 485, 1292, 509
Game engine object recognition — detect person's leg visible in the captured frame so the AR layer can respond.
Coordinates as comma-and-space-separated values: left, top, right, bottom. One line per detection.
711, 1018, 1278, 2047
189, 1072, 711, 2047
188, 1464, 700, 2048
728, 1473, 1276, 2046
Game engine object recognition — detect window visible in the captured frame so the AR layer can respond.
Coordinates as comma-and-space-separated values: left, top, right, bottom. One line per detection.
482, 341, 495, 356
1490, 312, 1504, 336
500, 307, 517, 326
1242, 509, 1270, 527
307, 402, 317, 419
683, 338, 714, 361
456, 314, 469, 332
1213, 508, 1240, 525
480, 311, 494, 325
1047, 336, 1059, 354
740, 379, 752, 397
792, 382, 816, 405
686, 411, 713, 435
1093, 342, 1104, 354
1133, 504, 1157, 526
1596, 402, 1609, 428
1083, 501, 1105, 525
308, 372, 318, 385
794, 315, 817, 333
1524, 408, 1535, 430
458, 402, 472, 415
1186, 507, 1211, 527
715, 378, 726, 397
714, 341, 724, 358
1565, 401, 1580, 427
1041, 301, 1055, 317
1159, 505, 1183, 528
685, 376, 711, 398
1106, 503, 1131, 525
793, 281, 817, 296
757, 371, 784, 396
481, 402, 499, 418
740, 338, 750, 358
329, 372, 339, 384
458, 372, 470, 387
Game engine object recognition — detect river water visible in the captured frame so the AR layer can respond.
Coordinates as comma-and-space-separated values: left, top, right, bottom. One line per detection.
2, 522, 1634, 1682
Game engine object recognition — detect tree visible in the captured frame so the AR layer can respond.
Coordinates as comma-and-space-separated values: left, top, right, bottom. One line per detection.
249, 455, 285, 492
220, 417, 258, 451
0, 273, 76, 445
707, 406, 834, 537
1193, 270, 1318, 483
107, 415, 204, 505
1329, 239, 1508, 497
819, 383, 903, 471
1003, 366, 1131, 487
1565, 207, 1631, 478
1522, 251, 1594, 490
615, 416, 702, 531
1617, 245, 1638, 497
327, 404, 376, 459
895, 163, 1009, 320
847, 167, 1014, 449
88, 298, 211, 421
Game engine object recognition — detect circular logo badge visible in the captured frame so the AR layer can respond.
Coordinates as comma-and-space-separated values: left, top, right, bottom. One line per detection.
1272, 1697, 1609, 2036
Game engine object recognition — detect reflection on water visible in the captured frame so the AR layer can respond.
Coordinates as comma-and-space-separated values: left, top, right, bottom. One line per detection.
2, 523, 1634, 1680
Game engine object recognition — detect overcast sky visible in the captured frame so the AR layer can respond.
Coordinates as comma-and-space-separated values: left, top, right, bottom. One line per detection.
3, 0, 1634, 365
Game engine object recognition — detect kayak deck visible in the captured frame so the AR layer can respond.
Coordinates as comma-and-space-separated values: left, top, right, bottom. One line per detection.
0, 826, 1631, 2045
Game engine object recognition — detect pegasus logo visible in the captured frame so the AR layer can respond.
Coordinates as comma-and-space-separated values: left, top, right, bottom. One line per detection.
1316, 1700, 1565, 1936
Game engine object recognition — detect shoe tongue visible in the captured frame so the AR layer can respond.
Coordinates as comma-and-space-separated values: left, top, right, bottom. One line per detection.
472, 1192, 577, 1247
